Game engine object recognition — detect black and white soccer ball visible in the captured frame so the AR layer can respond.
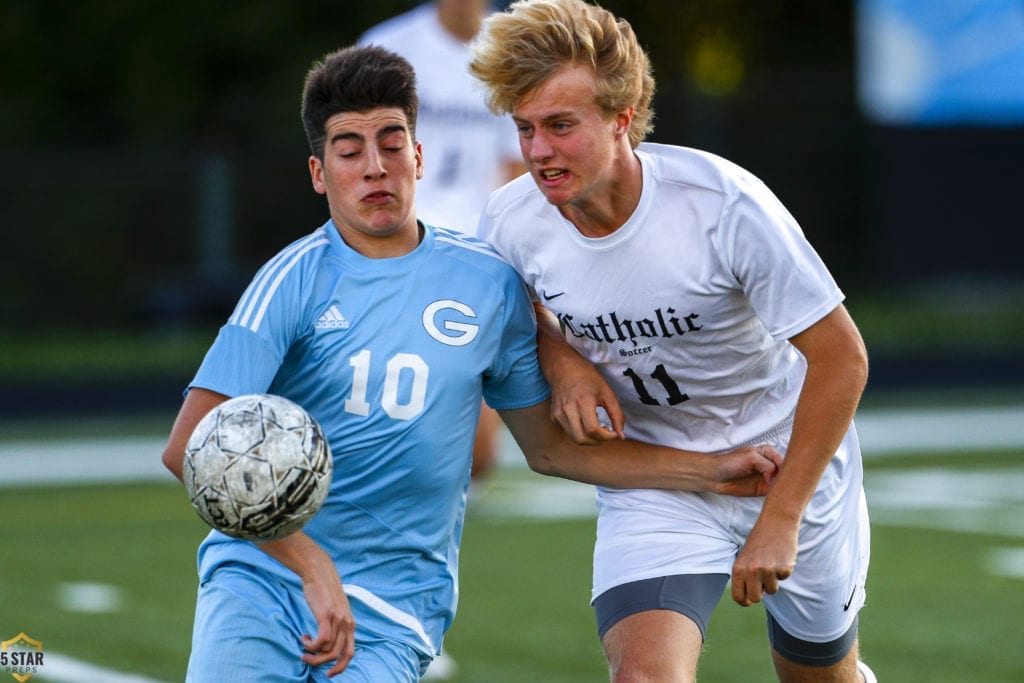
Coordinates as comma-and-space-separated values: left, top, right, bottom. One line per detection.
183, 393, 333, 541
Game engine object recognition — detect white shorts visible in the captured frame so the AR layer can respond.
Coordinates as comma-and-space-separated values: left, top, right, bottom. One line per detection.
591, 422, 870, 643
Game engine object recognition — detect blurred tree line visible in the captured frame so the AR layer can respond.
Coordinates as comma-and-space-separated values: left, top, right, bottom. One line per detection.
1, 0, 861, 331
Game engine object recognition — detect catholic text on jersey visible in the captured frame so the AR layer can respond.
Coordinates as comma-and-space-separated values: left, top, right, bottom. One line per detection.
556, 307, 703, 349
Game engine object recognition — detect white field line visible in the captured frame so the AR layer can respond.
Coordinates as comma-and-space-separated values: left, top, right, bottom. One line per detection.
987, 547, 1024, 579
0, 405, 1019, 485
1, 405, 1022, 488
0, 437, 175, 487
853, 405, 1024, 455
33, 651, 171, 683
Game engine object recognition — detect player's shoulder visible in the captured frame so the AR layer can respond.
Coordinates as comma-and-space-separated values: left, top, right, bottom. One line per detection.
478, 174, 554, 249
258, 226, 333, 280
227, 226, 332, 330
483, 172, 545, 219
429, 224, 521, 281
638, 141, 765, 199
359, 4, 433, 46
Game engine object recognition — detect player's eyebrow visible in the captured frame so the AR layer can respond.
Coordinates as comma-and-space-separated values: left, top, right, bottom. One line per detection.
376, 124, 408, 139
329, 124, 408, 147
514, 110, 576, 125
329, 130, 363, 146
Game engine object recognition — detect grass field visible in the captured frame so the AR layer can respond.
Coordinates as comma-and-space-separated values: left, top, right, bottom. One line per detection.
2, 437, 1023, 682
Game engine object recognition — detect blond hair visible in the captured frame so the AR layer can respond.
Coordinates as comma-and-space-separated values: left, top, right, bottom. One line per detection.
469, 0, 654, 148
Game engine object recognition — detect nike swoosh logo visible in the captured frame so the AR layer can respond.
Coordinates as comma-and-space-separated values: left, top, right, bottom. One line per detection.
842, 586, 857, 611
542, 291, 565, 301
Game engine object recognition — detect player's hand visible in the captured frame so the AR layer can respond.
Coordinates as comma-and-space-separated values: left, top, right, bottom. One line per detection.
711, 445, 783, 497
730, 516, 798, 606
547, 358, 625, 444
258, 533, 356, 676
533, 302, 625, 443
298, 550, 356, 677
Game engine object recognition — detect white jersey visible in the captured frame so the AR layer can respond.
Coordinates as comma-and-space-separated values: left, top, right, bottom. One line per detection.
480, 142, 844, 452
360, 4, 521, 235
480, 143, 864, 611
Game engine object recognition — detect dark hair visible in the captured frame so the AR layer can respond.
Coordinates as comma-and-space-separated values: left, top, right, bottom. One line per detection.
301, 45, 418, 158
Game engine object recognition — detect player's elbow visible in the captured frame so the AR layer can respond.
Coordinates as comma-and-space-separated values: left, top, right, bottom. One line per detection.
847, 337, 870, 393
161, 446, 184, 481
522, 449, 559, 477
823, 325, 870, 395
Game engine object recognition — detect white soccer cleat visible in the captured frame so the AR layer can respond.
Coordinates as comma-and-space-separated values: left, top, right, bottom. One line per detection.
857, 660, 878, 683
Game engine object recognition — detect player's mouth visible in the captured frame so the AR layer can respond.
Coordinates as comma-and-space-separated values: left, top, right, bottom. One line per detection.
538, 168, 569, 184
363, 191, 394, 205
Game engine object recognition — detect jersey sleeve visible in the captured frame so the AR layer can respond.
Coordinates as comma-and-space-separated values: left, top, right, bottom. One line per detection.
189, 326, 282, 397
189, 241, 319, 396
481, 268, 550, 410
476, 194, 497, 245
476, 187, 539, 300
715, 176, 844, 341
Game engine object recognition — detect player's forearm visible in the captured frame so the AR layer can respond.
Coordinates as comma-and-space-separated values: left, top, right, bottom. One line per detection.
259, 531, 336, 582
505, 401, 721, 491
161, 387, 229, 482
533, 302, 582, 383
527, 430, 718, 491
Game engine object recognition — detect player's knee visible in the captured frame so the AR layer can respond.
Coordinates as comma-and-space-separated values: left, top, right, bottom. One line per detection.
607, 653, 694, 683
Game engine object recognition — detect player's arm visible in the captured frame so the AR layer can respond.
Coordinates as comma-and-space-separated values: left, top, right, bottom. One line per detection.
534, 301, 626, 444
161, 387, 230, 482
730, 304, 868, 606
160, 387, 356, 675
257, 533, 355, 675
499, 401, 782, 496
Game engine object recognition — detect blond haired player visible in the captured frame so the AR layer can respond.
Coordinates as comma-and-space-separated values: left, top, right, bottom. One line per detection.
471, 1, 876, 681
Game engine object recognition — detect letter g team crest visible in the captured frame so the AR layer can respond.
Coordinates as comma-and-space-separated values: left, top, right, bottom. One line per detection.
422, 299, 479, 347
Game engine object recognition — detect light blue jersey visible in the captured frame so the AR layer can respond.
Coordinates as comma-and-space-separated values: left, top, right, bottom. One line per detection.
189, 220, 549, 660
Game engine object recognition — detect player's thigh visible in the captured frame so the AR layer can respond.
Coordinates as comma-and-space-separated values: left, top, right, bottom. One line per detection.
187, 567, 309, 683
770, 632, 862, 683
596, 574, 728, 681
594, 573, 728, 641
602, 610, 703, 682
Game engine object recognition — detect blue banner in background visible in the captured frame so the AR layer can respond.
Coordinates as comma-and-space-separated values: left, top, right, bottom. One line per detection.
857, 0, 1024, 125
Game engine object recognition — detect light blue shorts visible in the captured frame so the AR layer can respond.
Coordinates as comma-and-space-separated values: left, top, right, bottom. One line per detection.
185, 564, 429, 682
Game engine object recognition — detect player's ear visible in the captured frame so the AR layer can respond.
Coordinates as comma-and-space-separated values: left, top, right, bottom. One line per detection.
309, 155, 327, 195
613, 106, 634, 140
414, 141, 424, 180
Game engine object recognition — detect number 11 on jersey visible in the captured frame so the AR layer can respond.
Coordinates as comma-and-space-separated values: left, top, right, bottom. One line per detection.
623, 363, 690, 406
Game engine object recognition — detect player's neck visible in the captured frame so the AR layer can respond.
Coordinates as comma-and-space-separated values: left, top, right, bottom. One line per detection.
335, 219, 424, 259
561, 153, 643, 238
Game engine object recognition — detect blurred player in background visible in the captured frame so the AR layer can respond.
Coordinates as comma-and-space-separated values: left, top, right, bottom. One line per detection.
162, 44, 784, 682
360, 0, 526, 484
471, 1, 877, 681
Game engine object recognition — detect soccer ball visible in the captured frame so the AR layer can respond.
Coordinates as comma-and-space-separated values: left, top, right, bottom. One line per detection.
183, 393, 333, 541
